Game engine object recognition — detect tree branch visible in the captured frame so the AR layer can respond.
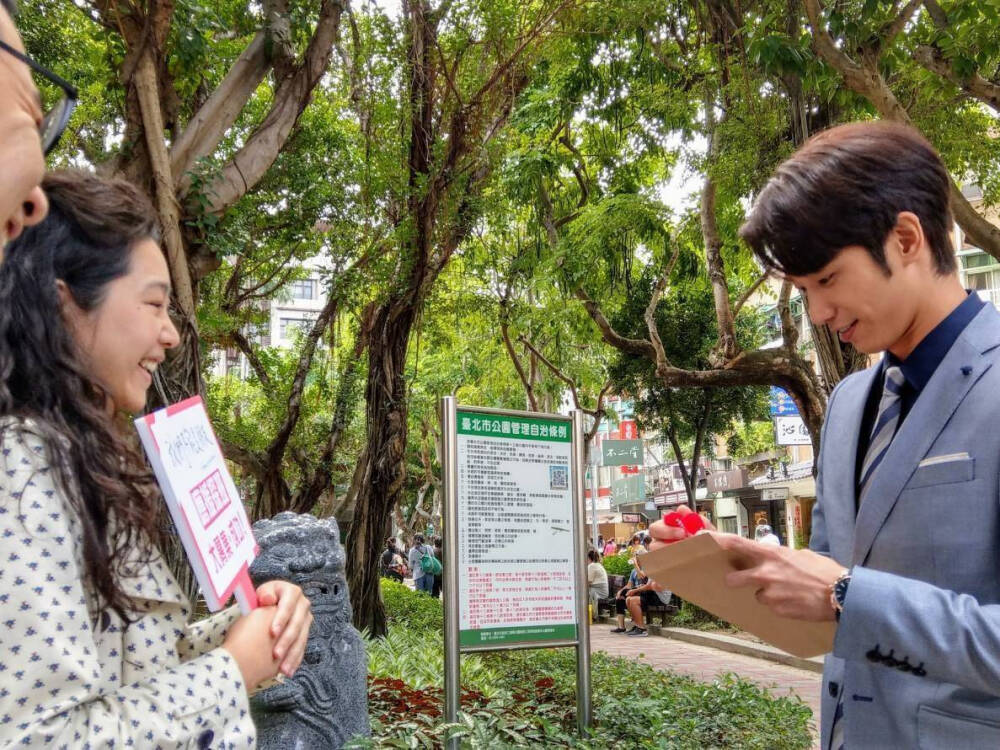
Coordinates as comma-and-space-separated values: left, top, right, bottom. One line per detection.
133, 47, 196, 320
778, 279, 799, 351
912, 44, 1000, 111
731, 271, 770, 321
585, 381, 613, 444
575, 286, 657, 358
877, 0, 921, 52
501, 321, 539, 411
291, 302, 375, 513
203, 0, 346, 216
230, 329, 273, 391
701, 86, 737, 360
170, 33, 271, 186
219, 437, 266, 481
643, 243, 682, 373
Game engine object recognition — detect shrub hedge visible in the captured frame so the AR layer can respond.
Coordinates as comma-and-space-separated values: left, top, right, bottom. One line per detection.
600, 552, 632, 576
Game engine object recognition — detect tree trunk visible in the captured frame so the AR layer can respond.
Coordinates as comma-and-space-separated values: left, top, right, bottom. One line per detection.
345, 301, 416, 636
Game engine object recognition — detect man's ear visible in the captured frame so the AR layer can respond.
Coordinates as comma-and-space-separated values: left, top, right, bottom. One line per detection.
892, 211, 926, 268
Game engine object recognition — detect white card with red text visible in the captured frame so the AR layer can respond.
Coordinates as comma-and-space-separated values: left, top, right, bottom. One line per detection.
135, 396, 259, 613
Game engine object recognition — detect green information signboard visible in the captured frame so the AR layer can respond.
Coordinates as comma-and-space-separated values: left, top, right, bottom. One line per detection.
454, 408, 578, 648
612, 475, 645, 506
601, 439, 643, 466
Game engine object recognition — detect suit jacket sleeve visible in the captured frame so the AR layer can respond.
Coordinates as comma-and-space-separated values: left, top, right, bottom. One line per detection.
809, 381, 841, 559
834, 565, 1000, 694
0, 428, 254, 747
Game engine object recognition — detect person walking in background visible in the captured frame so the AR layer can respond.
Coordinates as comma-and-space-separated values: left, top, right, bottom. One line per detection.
408, 534, 435, 594
603, 536, 617, 557
431, 535, 443, 598
586, 549, 609, 616
754, 524, 781, 546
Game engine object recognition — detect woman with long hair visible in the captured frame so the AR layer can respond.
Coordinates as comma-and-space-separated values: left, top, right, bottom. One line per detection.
0, 170, 312, 745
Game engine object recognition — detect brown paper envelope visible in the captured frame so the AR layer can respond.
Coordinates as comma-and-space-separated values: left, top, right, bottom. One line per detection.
639, 533, 836, 658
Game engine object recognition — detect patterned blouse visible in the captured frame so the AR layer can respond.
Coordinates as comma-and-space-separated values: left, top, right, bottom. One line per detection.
0, 423, 256, 747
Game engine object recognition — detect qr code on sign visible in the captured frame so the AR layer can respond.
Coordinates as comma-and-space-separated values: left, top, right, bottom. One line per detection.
549, 465, 569, 490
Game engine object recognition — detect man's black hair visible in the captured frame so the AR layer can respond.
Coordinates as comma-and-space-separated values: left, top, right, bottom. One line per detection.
739, 121, 955, 277
1, 0, 16, 16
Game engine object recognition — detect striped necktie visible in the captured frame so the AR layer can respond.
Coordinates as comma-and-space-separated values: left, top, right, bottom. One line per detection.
829, 364, 906, 750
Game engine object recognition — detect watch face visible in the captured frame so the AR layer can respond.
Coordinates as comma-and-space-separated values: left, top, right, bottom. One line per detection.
834, 577, 850, 606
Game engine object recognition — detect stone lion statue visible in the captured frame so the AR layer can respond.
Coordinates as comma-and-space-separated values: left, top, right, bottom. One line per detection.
249, 512, 369, 749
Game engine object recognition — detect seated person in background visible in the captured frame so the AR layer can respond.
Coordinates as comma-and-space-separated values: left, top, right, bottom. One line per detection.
623, 575, 673, 638
610, 566, 646, 633
381, 537, 406, 582
0, 170, 312, 746
587, 549, 609, 616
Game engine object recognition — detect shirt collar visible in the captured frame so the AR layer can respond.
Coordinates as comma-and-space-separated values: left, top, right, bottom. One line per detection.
886, 290, 985, 392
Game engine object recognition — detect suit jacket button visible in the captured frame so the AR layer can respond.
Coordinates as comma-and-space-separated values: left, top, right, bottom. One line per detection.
828, 681, 839, 698
881, 649, 899, 668
912, 663, 927, 678
897, 657, 912, 672
197, 730, 215, 749
866, 645, 882, 663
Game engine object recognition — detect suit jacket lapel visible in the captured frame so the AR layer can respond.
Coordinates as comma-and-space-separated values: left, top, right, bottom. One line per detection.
852, 306, 1000, 565
824, 365, 880, 560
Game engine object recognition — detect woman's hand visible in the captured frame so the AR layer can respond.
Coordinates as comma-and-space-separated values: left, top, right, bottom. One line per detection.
222, 606, 283, 689
222, 581, 313, 690
255, 580, 313, 677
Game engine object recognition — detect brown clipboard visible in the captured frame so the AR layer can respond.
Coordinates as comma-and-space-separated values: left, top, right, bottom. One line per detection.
639, 533, 836, 658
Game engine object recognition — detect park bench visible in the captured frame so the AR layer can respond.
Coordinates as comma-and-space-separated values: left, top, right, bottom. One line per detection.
596, 574, 681, 626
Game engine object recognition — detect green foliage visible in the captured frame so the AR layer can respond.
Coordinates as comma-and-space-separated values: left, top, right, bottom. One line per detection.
371, 581, 811, 747
601, 553, 632, 576
669, 601, 732, 632
380, 579, 444, 632
727, 420, 779, 461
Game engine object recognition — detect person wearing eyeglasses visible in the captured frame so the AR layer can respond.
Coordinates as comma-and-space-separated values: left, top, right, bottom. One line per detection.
0, 0, 77, 250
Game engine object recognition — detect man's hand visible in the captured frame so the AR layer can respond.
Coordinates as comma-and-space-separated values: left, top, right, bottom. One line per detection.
648, 505, 715, 551
714, 533, 845, 622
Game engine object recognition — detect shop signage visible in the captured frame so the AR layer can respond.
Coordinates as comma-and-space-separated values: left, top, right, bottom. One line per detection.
707, 468, 749, 493
769, 387, 800, 416
762, 487, 789, 501
601, 439, 644, 466
774, 415, 811, 445
655, 489, 687, 507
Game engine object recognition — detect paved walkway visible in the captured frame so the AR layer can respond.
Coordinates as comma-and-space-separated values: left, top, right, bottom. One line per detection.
590, 624, 822, 748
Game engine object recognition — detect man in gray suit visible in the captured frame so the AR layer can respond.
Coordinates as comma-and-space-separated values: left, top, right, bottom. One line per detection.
652, 121, 1000, 748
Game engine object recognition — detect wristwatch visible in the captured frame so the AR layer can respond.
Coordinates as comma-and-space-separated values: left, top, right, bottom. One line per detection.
829, 569, 851, 621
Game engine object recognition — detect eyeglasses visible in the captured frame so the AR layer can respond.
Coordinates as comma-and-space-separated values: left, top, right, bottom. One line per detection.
0, 40, 78, 156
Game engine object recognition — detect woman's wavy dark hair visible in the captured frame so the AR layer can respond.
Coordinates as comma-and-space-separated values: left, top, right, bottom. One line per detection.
0, 169, 166, 621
